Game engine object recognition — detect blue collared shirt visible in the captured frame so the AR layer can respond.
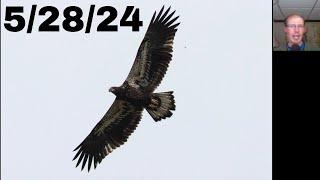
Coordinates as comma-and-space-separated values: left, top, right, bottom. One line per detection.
287, 41, 305, 51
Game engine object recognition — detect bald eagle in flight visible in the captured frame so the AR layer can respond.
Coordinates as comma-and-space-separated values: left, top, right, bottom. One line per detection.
73, 6, 180, 171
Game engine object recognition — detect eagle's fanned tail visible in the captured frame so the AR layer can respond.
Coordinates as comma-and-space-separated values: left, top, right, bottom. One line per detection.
146, 91, 175, 121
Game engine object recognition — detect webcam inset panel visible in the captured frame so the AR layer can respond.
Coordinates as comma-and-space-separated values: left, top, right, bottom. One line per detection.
273, 0, 320, 51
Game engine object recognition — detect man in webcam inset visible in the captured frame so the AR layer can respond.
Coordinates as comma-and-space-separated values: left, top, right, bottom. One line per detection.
284, 14, 307, 51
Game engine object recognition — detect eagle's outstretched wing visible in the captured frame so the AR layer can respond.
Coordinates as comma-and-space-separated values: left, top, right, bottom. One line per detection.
125, 6, 180, 93
73, 99, 143, 171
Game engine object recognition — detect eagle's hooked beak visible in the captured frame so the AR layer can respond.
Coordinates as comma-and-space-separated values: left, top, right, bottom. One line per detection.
109, 87, 115, 93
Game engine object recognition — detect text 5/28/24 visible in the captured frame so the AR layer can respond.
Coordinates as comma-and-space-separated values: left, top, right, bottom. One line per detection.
4, 5, 143, 33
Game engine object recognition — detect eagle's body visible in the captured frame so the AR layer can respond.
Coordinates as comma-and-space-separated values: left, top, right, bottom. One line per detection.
73, 6, 179, 172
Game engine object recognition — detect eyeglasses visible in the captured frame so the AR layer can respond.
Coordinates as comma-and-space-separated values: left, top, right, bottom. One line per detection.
286, 24, 304, 29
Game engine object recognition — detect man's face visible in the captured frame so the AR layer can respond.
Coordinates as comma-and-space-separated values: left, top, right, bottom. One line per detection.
284, 16, 306, 45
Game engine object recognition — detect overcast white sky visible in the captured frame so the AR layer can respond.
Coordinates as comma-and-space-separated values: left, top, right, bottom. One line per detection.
1, 0, 272, 179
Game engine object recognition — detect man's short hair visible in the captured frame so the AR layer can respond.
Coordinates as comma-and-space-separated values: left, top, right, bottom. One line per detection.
284, 14, 305, 26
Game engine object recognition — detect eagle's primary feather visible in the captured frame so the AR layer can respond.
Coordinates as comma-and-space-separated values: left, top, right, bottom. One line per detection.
73, 6, 179, 172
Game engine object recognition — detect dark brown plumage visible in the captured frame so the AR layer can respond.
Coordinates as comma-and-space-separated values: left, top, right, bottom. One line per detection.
73, 6, 179, 172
